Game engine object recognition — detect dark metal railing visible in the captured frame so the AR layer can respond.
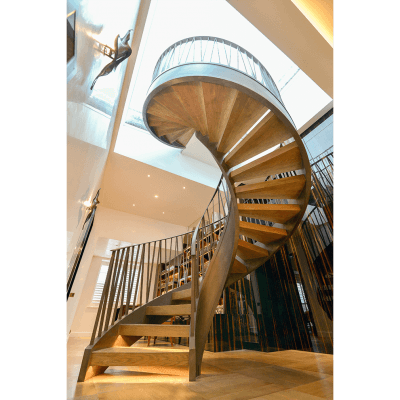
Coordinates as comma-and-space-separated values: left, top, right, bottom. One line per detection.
67, 189, 100, 300
151, 36, 283, 105
89, 175, 231, 345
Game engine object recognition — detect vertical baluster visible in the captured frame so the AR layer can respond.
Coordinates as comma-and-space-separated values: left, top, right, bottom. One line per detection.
139, 246, 145, 307
114, 247, 130, 322
146, 241, 157, 302
132, 245, 143, 310
125, 245, 136, 317
98, 250, 120, 335
168, 237, 173, 291
104, 248, 125, 332
153, 241, 162, 298
110, 248, 127, 324
90, 251, 116, 344
162, 239, 167, 294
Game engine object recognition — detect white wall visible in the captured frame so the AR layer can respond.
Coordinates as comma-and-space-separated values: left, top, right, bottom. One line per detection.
69, 205, 188, 336
66, 0, 146, 337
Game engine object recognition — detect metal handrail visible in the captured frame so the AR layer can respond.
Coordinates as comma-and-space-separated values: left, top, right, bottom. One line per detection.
151, 36, 283, 106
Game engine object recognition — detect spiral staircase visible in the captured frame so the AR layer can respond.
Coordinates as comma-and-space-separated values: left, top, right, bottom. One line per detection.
78, 36, 311, 382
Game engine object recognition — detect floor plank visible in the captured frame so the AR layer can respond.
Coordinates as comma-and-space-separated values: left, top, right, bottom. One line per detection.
67, 338, 333, 400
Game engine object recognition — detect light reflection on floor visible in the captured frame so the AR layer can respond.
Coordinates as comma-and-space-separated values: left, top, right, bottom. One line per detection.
67, 337, 333, 399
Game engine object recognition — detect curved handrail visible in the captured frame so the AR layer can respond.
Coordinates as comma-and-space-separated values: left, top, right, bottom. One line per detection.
151, 36, 283, 106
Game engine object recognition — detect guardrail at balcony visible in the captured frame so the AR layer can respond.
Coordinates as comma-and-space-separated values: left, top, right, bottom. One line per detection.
151, 36, 283, 105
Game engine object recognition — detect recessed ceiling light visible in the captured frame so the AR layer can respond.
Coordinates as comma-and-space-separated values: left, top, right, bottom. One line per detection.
132, 204, 135, 206
155, 195, 158, 198
183, 187, 186, 189
163, 212, 164, 214
148, 174, 150, 177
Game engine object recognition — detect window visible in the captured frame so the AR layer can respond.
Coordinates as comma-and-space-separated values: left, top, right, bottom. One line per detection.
92, 259, 141, 305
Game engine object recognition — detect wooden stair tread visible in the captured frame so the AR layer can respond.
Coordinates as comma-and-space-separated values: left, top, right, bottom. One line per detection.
152, 125, 188, 137
147, 98, 188, 126
235, 175, 306, 200
217, 91, 268, 154
172, 82, 208, 135
230, 142, 302, 183
238, 204, 301, 224
91, 346, 189, 367
171, 289, 191, 301
176, 128, 196, 147
236, 239, 269, 260
151, 87, 196, 128
92, 347, 189, 354
146, 304, 191, 316
231, 258, 247, 274
164, 129, 190, 144
119, 324, 190, 337
239, 221, 287, 244
202, 82, 238, 144
224, 112, 292, 168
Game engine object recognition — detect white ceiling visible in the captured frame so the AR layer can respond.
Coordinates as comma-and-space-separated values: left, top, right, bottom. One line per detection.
100, 152, 217, 227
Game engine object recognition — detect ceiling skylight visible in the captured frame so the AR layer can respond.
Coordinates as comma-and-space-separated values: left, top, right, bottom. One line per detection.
123, 0, 332, 131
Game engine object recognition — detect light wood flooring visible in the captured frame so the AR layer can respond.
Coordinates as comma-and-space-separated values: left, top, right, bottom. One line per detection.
68, 338, 333, 400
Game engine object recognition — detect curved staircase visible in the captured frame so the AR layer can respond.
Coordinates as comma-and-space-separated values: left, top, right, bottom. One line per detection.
78, 36, 311, 382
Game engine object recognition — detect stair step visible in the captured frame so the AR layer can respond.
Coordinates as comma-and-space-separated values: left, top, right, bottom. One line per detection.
164, 129, 191, 144
224, 113, 292, 168
152, 87, 196, 127
172, 82, 209, 135
171, 289, 191, 301
91, 346, 189, 367
147, 115, 171, 127
217, 91, 268, 154
152, 125, 188, 137
146, 304, 191, 316
147, 98, 188, 126
238, 204, 301, 224
239, 221, 287, 244
119, 324, 190, 337
231, 258, 247, 274
230, 142, 302, 183
237, 239, 269, 260
202, 82, 238, 144
148, 117, 187, 130
176, 128, 196, 147
235, 175, 306, 200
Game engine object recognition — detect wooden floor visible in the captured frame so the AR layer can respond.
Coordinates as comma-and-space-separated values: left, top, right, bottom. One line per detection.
68, 338, 333, 400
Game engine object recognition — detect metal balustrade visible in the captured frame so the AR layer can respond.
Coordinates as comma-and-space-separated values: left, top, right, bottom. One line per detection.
151, 36, 284, 105
89, 175, 230, 345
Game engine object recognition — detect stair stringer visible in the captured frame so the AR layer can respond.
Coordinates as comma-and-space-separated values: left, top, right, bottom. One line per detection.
77, 282, 191, 382
191, 132, 240, 375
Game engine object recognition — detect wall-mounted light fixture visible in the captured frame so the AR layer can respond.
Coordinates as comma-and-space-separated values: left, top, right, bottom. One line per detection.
91, 29, 134, 90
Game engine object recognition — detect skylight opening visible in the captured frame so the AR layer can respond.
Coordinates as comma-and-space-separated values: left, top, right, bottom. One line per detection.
123, 0, 331, 134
